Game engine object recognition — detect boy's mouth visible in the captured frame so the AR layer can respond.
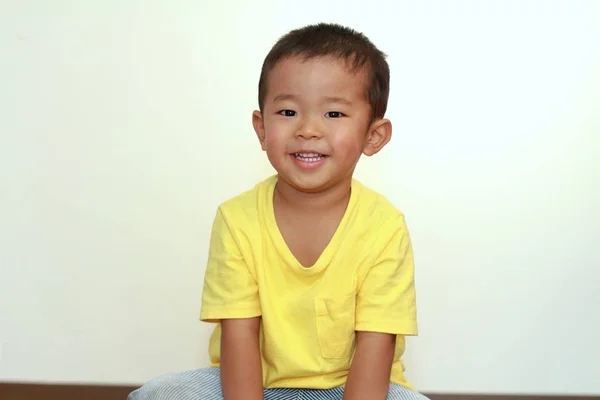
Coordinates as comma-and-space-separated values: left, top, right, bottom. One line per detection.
293, 152, 328, 162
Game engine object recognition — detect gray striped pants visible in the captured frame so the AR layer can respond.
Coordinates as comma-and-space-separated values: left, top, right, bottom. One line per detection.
128, 368, 430, 400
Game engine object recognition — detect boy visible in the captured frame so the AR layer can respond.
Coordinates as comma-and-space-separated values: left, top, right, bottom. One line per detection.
129, 23, 429, 400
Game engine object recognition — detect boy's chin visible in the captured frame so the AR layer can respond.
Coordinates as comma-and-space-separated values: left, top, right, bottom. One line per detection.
278, 173, 344, 194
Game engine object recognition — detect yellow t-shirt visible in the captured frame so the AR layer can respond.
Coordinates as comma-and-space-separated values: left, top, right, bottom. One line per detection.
200, 175, 418, 390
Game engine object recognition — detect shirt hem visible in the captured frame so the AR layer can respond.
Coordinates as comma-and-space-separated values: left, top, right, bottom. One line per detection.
355, 320, 418, 336
200, 307, 262, 323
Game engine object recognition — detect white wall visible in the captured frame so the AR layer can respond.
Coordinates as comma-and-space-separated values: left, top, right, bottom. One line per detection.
1, 0, 599, 395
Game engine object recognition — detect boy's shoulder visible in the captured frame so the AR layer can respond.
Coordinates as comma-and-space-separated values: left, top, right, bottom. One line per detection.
217, 175, 276, 218
353, 179, 406, 223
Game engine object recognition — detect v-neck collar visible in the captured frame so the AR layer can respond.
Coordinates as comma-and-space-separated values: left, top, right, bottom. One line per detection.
261, 175, 360, 275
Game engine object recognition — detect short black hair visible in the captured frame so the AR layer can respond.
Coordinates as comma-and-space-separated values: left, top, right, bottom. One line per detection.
258, 23, 390, 120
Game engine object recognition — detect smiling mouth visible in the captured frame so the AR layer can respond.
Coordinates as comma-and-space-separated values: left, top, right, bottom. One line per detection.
293, 152, 328, 162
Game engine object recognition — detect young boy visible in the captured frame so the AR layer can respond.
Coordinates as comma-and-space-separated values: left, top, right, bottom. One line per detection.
129, 23, 429, 400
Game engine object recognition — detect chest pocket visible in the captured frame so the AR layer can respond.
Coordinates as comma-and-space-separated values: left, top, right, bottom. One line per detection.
314, 292, 356, 359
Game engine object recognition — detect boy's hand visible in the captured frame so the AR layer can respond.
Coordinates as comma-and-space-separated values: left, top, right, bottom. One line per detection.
220, 317, 264, 400
342, 331, 396, 400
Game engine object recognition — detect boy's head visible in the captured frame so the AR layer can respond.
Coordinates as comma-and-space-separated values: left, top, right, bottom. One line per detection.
258, 23, 390, 121
253, 23, 393, 193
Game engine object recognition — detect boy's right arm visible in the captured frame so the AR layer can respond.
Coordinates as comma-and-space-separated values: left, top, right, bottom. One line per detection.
220, 317, 263, 400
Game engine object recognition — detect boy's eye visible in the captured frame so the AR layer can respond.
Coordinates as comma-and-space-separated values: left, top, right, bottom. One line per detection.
325, 111, 345, 118
278, 110, 297, 117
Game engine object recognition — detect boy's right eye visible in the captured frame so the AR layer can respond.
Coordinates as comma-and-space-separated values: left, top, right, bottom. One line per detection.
277, 110, 297, 117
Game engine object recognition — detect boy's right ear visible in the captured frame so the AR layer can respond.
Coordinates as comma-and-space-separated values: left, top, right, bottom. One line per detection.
252, 110, 266, 151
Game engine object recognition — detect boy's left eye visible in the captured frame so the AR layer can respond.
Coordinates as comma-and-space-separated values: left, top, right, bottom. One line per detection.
325, 111, 345, 118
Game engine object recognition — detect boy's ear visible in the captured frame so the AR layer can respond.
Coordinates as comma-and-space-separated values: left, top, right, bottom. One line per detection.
252, 110, 267, 151
363, 118, 392, 156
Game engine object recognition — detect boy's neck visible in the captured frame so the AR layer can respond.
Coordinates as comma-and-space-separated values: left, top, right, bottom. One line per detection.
274, 177, 352, 213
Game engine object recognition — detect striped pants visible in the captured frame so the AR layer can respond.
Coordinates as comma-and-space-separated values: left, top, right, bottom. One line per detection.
128, 368, 430, 400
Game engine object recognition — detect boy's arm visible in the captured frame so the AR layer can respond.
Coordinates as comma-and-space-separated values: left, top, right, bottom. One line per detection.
342, 331, 396, 400
347, 214, 417, 398
220, 317, 263, 400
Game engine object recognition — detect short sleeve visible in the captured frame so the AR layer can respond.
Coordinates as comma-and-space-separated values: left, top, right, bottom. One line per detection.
200, 207, 261, 322
355, 215, 418, 336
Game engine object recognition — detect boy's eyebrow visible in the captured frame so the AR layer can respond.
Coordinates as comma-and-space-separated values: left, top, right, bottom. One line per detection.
322, 96, 352, 105
273, 94, 298, 102
272, 94, 353, 105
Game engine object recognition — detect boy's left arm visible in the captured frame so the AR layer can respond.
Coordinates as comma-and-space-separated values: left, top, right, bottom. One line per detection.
343, 214, 418, 400
343, 331, 396, 400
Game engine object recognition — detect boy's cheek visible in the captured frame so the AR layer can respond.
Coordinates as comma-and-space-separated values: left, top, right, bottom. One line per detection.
330, 138, 363, 158
265, 119, 288, 133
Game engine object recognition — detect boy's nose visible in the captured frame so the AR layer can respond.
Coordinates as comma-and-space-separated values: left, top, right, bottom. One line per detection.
294, 119, 322, 139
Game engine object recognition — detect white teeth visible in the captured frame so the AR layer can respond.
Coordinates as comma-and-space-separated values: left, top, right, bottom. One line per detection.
294, 153, 326, 162
298, 153, 320, 157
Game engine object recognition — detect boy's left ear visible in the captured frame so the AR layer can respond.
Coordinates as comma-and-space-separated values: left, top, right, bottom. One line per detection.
363, 118, 392, 156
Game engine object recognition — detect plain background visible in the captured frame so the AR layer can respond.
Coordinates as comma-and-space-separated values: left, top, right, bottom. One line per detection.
1, 0, 599, 395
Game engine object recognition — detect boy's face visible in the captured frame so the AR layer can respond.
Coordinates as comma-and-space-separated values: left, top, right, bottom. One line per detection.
253, 56, 391, 193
